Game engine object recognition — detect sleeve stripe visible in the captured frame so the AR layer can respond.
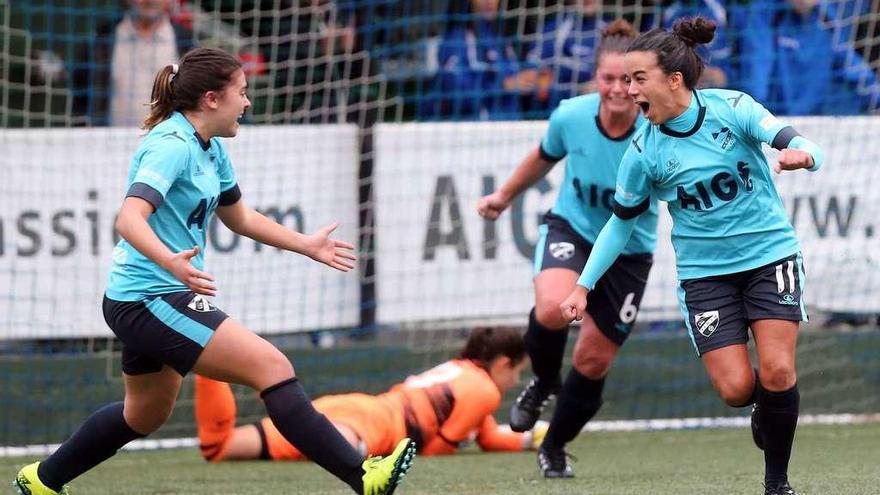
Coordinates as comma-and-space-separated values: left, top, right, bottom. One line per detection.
771, 126, 800, 150
126, 182, 164, 211
538, 144, 564, 163
218, 184, 242, 206
613, 198, 650, 220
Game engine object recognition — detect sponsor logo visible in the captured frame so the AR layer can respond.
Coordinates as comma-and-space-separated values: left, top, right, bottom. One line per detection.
187, 294, 217, 312
712, 127, 736, 151
666, 158, 681, 173
778, 294, 799, 306
694, 310, 720, 337
549, 242, 575, 261
759, 115, 780, 131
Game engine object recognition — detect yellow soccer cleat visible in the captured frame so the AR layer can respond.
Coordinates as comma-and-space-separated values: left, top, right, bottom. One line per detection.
361, 437, 416, 495
12, 462, 69, 495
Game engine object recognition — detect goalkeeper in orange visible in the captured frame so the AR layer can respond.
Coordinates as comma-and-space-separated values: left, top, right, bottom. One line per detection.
195, 327, 548, 462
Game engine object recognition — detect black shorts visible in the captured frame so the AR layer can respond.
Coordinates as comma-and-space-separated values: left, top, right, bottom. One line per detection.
534, 212, 653, 345
678, 253, 808, 357
103, 291, 229, 376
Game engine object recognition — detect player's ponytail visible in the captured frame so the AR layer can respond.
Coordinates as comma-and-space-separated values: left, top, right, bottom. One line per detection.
143, 47, 242, 131
628, 15, 716, 89
459, 327, 527, 370
595, 19, 638, 65
144, 64, 177, 131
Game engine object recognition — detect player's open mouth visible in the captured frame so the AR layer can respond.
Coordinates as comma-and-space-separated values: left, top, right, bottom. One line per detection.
636, 101, 650, 115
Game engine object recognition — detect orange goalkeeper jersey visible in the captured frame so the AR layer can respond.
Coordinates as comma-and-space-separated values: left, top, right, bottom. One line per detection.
379, 358, 523, 455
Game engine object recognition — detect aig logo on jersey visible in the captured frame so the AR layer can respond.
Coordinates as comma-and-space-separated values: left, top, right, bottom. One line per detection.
549, 242, 575, 261
188, 295, 217, 312
694, 310, 720, 337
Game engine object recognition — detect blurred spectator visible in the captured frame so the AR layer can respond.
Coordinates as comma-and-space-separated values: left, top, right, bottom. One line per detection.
419, 0, 541, 121
71, 0, 196, 126
236, 0, 381, 124
660, 0, 731, 87
733, 0, 880, 115
525, 0, 602, 110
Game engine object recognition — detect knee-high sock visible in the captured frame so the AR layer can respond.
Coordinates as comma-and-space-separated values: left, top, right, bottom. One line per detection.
524, 308, 568, 388
261, 378, 365, 494
542, 369, 604, 450
38, 402, 144, 492
194, 375, 237, 462
758, 383, 800, 486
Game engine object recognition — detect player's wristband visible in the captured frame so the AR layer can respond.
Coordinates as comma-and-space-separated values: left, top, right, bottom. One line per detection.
788, 136, 824, 172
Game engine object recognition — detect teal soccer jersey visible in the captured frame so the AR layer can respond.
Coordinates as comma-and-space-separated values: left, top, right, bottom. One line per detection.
541, 93, 657, 255
614, 89, 800, 279
106, 112, 240, 300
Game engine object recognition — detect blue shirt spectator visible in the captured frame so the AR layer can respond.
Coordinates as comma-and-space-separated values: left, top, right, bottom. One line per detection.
661, 0, 732, 87
734, 0, 879, 115
420, 1, 531, 120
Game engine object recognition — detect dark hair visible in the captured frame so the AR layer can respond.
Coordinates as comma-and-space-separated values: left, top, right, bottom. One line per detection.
143, 47, 242, 131
595, 19, 639, 65
627, 16, 715, 89
459, 327, 527, 369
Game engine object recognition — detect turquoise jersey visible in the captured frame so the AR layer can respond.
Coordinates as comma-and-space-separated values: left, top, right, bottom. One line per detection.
614, 89, 801, 280
106, 112, 240, 301
541, 93, 657, 255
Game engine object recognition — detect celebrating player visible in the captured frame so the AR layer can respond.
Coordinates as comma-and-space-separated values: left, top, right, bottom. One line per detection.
14, 47, 414, 495
560, 17, 823, 495
195, 327, 547, 462
477, 20, 658, 478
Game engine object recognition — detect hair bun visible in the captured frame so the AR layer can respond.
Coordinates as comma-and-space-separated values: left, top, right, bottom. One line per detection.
602, 19, 637, 40
673, 16, 716, 47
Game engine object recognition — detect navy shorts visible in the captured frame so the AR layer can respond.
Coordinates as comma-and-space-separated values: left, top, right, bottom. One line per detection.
103, 291, 229, 376
534, 212, 653, 345
678, 253, 808, 357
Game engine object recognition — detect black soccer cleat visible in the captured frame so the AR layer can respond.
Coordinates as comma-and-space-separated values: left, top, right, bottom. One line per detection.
537, 446, 575, 479
751, 403, 763, 450
764, 482, 798, 495
510, 378, 559, 432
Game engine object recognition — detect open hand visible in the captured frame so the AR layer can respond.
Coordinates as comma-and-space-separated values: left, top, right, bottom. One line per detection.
164, 246, 217, 296
305, 221, 357, 272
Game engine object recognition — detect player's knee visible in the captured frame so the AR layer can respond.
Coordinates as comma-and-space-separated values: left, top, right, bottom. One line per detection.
571, 351, 612, 379
124, 397, 175, 434
257, 349, 295, 386
534, 299, 570, 329
758, 363, 796, 391
716, 379, 754, 407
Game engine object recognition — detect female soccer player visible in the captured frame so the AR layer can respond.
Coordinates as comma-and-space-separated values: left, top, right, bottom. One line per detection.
195, 327, 547, 462
14, 48, 414, 495
560, 17, 823, 495
477, 20, 657, 478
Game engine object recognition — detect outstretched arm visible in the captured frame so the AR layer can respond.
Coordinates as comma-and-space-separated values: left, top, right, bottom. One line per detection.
216, 200, 356, 272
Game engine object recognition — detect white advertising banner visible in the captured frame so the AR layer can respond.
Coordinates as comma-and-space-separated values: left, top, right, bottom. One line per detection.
374, 117, 880, 326
0, 125, 360, 339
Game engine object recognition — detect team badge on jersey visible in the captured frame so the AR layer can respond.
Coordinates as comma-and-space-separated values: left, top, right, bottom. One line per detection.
188, 295, 217, 312
549, 242, 575, 261
712, 127, 737, 151
694, 310, 720, 337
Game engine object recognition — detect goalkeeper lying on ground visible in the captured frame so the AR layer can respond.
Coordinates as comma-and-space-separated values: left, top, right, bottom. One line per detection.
195, 327, 548, 462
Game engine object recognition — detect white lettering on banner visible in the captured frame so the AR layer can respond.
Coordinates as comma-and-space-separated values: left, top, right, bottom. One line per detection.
373, 117, 880, 326
0, 126, 360, 339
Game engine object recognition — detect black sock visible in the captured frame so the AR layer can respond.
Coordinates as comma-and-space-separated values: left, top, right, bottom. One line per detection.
38, 402, 144, 492
261, 378, 365, 493
758, 383, 800, 486
524, 308, 568, 388
542, 368, 605, 450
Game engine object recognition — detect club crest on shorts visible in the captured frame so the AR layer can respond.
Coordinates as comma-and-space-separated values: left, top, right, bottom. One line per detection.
694, 310, 720, 337
549, 242, 575, 261
188, 294, 216, 312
